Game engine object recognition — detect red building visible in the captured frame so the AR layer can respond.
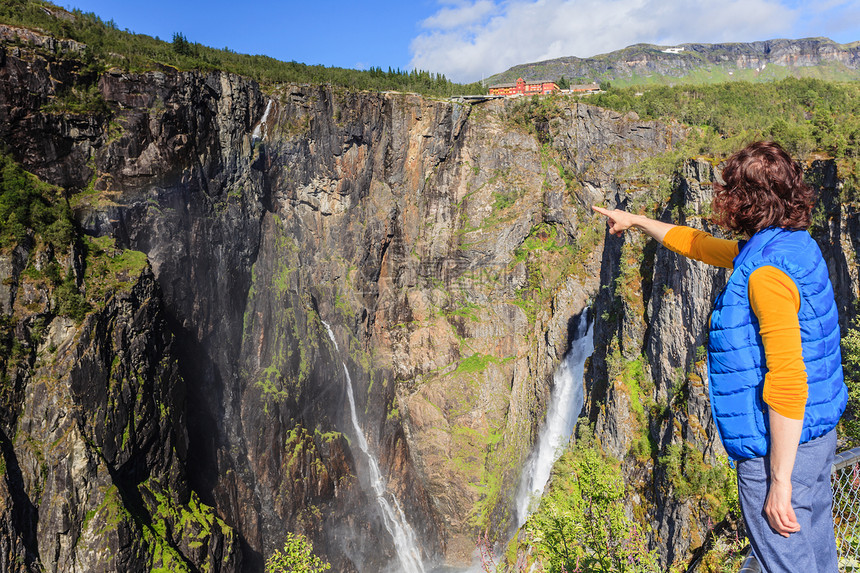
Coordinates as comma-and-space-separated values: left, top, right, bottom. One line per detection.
488, 77, 559, 96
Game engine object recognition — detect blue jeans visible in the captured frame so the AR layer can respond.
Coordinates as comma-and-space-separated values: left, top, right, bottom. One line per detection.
736, 428, 838, 573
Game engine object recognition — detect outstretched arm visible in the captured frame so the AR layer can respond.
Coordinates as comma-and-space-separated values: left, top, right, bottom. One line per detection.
592, 205, 738, 268
591, 206, 676, 244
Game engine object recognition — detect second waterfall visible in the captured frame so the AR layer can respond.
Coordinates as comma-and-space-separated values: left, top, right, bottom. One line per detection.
322, 321, 425, 573
514, 309, 595, 526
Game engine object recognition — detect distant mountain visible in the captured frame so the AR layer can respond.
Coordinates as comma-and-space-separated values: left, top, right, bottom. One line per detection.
486, 38, 860, 87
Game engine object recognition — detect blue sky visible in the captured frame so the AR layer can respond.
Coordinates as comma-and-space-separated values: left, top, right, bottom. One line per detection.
63, 1, 440, 71
62, 0, 860, 83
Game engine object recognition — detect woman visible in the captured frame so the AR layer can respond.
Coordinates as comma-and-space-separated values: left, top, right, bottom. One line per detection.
592, 141, 848, 572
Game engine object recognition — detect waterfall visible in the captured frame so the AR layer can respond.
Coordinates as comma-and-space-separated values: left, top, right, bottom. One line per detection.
252, 99, 273, 141
322, 321, 425, 573
514, 310, 594, 526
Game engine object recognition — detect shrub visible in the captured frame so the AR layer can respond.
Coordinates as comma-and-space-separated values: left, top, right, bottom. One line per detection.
526, 434, 658, 572
54, 276, 90, 322
840, 325, 860, 447
0, 152, 75, 250
42, 83, 110, 116
659, 442, 738, 523
581, 78, 860, 161
265, 532, 331, 573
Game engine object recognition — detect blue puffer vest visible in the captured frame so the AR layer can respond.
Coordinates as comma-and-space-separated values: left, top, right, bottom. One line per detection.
708, 227, 848, 461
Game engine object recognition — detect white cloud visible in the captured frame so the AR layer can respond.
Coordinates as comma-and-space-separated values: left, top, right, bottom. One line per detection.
409, 0, 804, 83
421, 0, 498, 30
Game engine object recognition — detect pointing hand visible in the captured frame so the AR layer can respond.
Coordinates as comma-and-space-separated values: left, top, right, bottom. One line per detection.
592, 206, 636, 237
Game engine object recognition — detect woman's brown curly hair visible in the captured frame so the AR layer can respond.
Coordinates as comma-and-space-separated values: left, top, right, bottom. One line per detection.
712, 141, 815, 236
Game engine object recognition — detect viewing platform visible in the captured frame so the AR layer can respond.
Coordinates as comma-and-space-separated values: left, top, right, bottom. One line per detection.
450, 94, 506, 103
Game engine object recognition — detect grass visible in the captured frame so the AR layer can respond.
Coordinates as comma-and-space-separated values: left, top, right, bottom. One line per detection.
141, 478, 236, 570
454, 353, 497, 375
257, 364, 289, 412
470, 439, 517, 536
659, 442, 738, 522
82, 235, 149, 308
1, 148, 154, 325
445, 302, 480, 321
512, 222, 569, 263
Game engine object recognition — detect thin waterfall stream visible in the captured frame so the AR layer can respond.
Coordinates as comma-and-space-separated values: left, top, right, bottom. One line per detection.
322, 321, 425, 573
514, 310, 594, 526
252, 99, 273, 141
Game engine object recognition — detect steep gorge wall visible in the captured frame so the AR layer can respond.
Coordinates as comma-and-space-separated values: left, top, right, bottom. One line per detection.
217, 85, 687, 565
0, 250, 239, 572
0, 27, 707, 570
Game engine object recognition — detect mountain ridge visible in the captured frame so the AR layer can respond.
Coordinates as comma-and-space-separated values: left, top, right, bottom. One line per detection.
487, 37, 860, 87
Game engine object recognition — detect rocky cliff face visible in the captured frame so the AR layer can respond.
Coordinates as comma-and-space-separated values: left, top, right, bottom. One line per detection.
0, 247, 239, 571
583, 159, 733, 565
229, 87, 686, 564
3, 24, 858, 573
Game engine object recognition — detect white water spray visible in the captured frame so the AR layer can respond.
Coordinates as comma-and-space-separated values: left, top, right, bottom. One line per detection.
252, 99, 273, 141
322, 321, 425, 573
514, 310, 594, 526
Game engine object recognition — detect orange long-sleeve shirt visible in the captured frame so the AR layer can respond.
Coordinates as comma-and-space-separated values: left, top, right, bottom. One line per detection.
662, 226, 808, 419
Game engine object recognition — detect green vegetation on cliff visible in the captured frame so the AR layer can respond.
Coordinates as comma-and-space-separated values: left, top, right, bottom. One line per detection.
41, 83, 110, 116
0, 152, 75, 251
522, 432, 658, 572
660, 442, 738, 523
244, 219, 324, 414
82, 480, 235, 572
839, 322, 860, 447
266, 532, 331, 573
0, 0, 486, 96
0, 150, 151, 417
581, 78, 860, 161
